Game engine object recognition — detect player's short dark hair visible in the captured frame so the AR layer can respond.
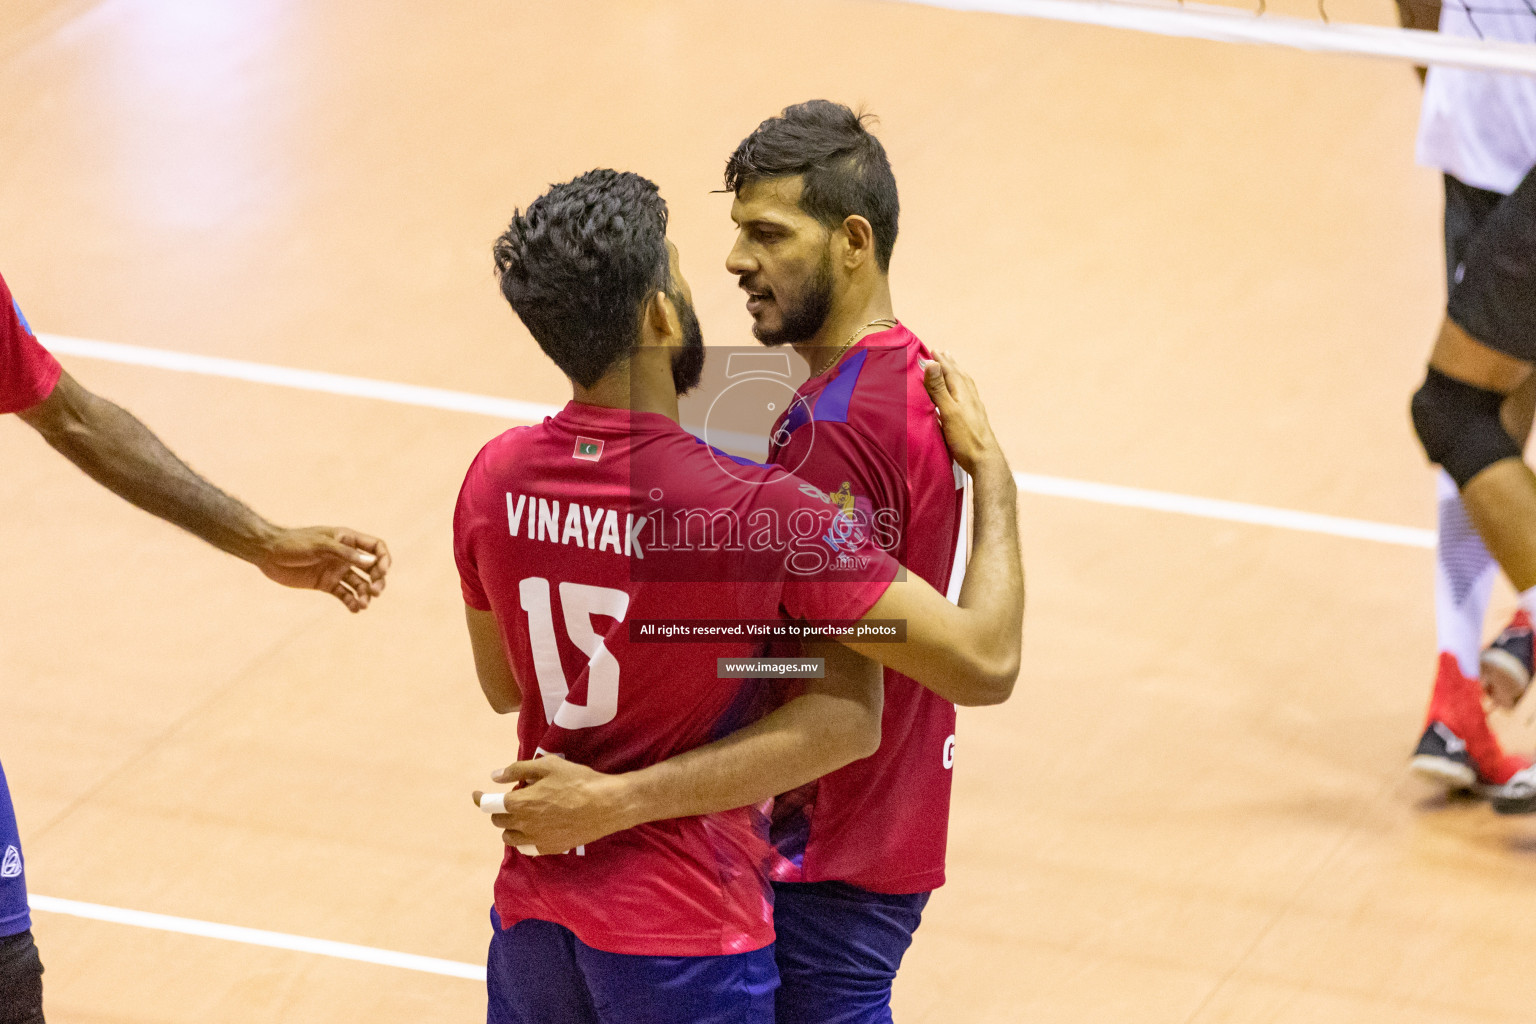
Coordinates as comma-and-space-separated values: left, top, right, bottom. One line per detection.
723, 100, 900, 272
492, 168, 670, 389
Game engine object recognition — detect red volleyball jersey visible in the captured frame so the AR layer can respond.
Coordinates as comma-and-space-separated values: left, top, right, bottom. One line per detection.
766, 324, 966, 895
454, 401, 898, 956
0, 273, 61, 414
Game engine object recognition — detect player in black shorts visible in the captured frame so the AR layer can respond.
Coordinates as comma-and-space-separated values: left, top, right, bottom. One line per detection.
1408, 166, 1536, 799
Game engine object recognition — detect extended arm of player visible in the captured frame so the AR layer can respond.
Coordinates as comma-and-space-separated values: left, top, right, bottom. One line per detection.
16, 369, 390, 611
472, 641, 882, 855
843, 354, 1024, 707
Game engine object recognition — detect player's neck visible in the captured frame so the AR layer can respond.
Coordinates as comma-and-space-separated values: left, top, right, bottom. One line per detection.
572, 359, 680, 422
791, 276, 895, 374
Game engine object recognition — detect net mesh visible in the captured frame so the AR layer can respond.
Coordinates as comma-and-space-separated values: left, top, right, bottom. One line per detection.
893, 0, 1536, 73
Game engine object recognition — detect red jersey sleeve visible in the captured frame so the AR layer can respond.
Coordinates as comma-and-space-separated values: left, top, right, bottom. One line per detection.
776, 416, 906, 624
780, 561, 895, 623
797, 420, 904, 525
794, 420, 907, 555
0, 274, 62, 415
775, 478, 900, 624
452, 447, 494, 611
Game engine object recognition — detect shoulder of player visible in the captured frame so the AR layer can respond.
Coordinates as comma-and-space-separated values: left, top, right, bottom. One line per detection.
483, 421, 548, 459
677, 441, 796, 502
846, 333, 938, 415
459, 423, 547, 491
803, 417, 899, 476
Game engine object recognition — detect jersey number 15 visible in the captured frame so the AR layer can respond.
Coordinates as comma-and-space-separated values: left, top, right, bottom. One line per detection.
518, 578, 631, 730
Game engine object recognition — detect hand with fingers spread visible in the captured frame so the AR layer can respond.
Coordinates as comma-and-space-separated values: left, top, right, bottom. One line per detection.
473, 757, 636, 856
254, 527, 392, 613
920, 351, 1006, 476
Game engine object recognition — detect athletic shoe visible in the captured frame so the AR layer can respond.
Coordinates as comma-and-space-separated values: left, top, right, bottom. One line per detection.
1490, 764, 1536, 813
1481, 610, 1534, 709
1410, 652, 1530, 790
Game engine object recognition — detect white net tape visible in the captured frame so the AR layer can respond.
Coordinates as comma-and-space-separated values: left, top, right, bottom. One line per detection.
891, 0, 1536, 73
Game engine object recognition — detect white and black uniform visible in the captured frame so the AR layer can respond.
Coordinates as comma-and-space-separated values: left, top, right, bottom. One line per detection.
1417, 3, 1536, 358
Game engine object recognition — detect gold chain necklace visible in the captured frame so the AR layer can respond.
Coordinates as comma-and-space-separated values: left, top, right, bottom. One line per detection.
809, 317, 898, 378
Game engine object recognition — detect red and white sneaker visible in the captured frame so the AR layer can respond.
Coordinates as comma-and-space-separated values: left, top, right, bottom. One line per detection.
1410, 652, 1530, 790
1481, 610, 1534, 710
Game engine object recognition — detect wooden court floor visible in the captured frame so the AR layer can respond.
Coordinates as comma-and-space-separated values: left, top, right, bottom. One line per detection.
4, 1, 1535, 1021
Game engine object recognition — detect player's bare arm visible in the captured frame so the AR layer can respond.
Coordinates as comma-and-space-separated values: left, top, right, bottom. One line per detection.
16, 369, 390, 612
465, 605, 521, 714
472, 641, 882, 853
843, 352, 1024, 706
1394, 0, 1440, 32
1393, 0, 1439, 81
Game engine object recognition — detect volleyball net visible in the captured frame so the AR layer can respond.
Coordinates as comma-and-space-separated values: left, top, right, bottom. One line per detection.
891, 0, 1536, 74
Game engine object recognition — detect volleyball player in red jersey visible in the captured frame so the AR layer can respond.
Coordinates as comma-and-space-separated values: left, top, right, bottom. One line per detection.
459, 169, 896, 1024
460, 169, 1021, 1022
484, 103, 1023, 1024
0, 269, 389, 1024
725, 100, 995, 1024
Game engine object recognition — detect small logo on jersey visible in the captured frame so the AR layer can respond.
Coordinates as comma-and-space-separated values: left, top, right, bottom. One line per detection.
572, 437, 604, 462
828, 481, 855, 515
1, 845, 20, 878
942, 734, 956, 770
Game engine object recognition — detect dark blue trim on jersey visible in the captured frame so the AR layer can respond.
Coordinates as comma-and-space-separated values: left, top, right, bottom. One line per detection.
780, 395, 813, 439
774, 350, 869, 444
687, 432, 774, 470
11, 299, 34, 339
771, 811, 810, 871
810, 348, 868, 425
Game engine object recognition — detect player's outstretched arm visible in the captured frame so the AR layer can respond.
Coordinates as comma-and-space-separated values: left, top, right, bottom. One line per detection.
845, 353, 1024, 706
16, 370, 389, 611
472, 641, 881, 854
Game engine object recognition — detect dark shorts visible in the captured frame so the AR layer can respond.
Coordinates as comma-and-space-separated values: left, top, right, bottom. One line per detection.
484, 909, 776, 1024
771, 880, 930, 1024
0, 760, 32, 940
0, 929, 43, 1024
1445, 168, 1536, 361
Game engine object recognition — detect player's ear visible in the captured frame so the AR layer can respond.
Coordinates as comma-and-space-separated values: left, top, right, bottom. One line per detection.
840, 215, 875, 271
641, 290, 680, 348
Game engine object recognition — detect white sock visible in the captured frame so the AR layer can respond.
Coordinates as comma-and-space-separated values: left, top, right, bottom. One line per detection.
1519, 585, 1536, 619
1435, 469, 1498, 678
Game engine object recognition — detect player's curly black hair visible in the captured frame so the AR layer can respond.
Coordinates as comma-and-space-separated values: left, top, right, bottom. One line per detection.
492, 169, 670, 389
723, 100, 900, 272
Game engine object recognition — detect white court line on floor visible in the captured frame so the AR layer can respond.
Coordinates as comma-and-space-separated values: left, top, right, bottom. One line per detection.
39, 333, 1436, 550
29, 895, 485, 981
24, 338, 1433, 969
1015, 473, 1434, 548
889, 0, 1536, 75
39, 334, 557, 422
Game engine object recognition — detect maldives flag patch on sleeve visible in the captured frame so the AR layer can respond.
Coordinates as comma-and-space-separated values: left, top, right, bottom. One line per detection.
573, 437, 604, 462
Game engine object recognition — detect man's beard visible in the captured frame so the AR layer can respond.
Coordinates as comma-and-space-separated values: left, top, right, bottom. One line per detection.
671, 290, 706, 395
753, 248, 833, 348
